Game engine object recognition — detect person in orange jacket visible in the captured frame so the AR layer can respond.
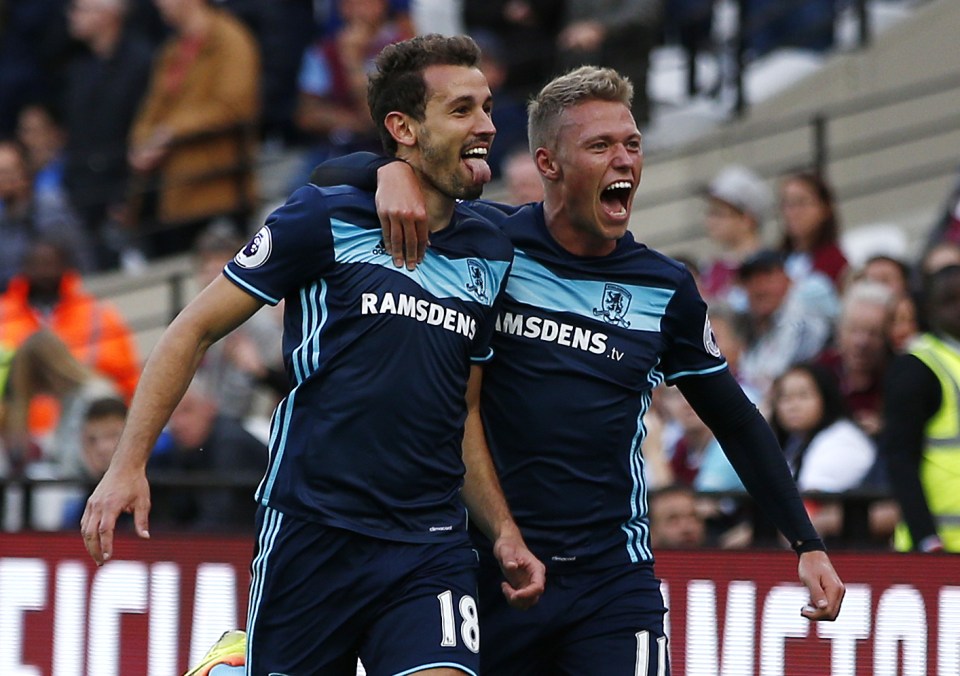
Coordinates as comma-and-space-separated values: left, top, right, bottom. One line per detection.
0, 237, 140, 435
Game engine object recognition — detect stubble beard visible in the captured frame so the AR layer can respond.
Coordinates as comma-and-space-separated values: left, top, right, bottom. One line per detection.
419, 128, 483, 201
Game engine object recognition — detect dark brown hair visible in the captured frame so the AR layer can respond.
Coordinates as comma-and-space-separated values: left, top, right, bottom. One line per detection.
780, 171, 840, 252
367, 34, 482, 155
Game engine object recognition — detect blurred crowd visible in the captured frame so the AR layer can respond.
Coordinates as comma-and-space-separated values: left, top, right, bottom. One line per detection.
1, 0, 957, 554
0, 0, 855, 275
647, 164, 960, 552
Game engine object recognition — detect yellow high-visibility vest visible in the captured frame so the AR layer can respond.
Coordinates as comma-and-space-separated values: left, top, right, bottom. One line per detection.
894, 334, 960, 552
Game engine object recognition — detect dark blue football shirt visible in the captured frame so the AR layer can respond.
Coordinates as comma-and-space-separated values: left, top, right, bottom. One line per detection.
465, 201, 727, 570
224, 185, 513, 543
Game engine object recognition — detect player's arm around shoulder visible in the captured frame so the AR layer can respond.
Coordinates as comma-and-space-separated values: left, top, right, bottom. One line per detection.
81, 277, 264, 566
461, 366, 545, 609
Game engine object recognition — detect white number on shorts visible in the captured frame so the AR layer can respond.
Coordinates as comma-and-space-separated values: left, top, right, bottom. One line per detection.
436, 591, 480, 653
634, 631, 667, 676
459, 595, 480, 653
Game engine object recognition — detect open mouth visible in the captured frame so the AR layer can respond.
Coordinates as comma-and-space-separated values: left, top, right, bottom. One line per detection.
600, 180, 633, 218
461, 145, 491, 185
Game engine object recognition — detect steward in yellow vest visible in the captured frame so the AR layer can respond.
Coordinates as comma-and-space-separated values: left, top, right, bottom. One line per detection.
881, 264, 960, 552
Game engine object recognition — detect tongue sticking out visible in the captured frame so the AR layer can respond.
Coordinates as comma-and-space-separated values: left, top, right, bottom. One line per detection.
463, 157, 492, 186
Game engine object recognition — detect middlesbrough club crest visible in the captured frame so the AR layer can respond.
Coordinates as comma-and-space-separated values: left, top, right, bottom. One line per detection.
593, 283, 632, 327
466, 259, 488, 302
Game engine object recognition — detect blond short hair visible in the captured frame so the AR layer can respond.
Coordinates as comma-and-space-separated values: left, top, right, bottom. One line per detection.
527, 66, 634, 153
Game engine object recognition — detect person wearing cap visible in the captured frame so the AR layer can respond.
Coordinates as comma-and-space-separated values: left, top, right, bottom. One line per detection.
700, 165, 772, 312
738, 248, 839, 398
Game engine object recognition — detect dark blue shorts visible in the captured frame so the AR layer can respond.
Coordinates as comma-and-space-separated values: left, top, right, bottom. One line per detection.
247, 506, 481, 675
477, 555, 670, 676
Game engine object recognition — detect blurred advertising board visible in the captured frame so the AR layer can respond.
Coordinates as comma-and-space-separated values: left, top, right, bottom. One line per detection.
1, 533, 958, 675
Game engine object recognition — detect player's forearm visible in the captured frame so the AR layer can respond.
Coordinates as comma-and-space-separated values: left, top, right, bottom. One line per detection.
308, 151, 393, 191
110, 278, 261, 472
716, 413, 822, 550
678, 371, 823, 551
110, 316, 214, 471
461, 410, 522, 543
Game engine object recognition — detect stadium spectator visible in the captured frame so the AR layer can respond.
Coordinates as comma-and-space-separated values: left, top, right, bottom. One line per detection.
769, 362, 876, 538
148, 377, 267, 531
62, 0, 154, 270
700, 164, 771, 311
860, 254, 911, 299
462, 0, 563, 101
502, 147, 545, 206
912, 241, 960, 334
0, 236, 141, 441
737, 248, 838, 397
59, 396, 129, 530
556, 0, 663, 126
649, 484, 707, 548
191, 221, 284, 423
880, 265, 960, 553
855, 255, 917, 352
292, 0, 412, 184
1, 330, 118, 480
79, 396, 127, 481
16, 101, 68, 206
128, 0, 261, 258
778, 170, 849, 289
815, 281, 896, 437
0, 139, 93, 289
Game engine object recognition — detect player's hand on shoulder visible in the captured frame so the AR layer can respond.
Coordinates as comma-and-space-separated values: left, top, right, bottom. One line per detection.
798, 550, 845, 621
376, 160, 428, 270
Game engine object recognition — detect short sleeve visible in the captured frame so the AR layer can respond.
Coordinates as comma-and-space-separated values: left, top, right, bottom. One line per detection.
659, 269, 728, 381
224, 185, 336, 305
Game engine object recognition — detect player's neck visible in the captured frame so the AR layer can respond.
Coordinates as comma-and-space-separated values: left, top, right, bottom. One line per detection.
399, 164, 455, 233
423, 185, 457, 233
542, 196, 616, 258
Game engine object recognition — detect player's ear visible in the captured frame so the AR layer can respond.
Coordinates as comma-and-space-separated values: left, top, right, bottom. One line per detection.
384, 112, 416, 149
535, 147, 560, 181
